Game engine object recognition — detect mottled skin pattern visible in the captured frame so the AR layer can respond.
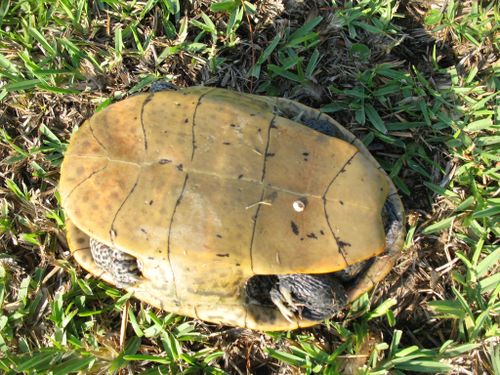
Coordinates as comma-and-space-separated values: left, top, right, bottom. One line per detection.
90, 238, 141, 286
271, 274, 347, 321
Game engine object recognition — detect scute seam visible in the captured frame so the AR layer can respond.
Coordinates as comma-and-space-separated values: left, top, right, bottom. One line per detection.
166, 174, 189, 300
191, 88, 217, 161
62, 162, 108, 202
249, 115, 276, 272
140, 93, 154, 151
109, 174, 141, 245
89, 120, 108, 152
322, 151, 359, 266
65, 155, 381, 211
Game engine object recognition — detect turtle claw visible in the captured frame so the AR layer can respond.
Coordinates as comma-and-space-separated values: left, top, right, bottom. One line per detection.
279, 284, 297, 308
112, 270, 141, 288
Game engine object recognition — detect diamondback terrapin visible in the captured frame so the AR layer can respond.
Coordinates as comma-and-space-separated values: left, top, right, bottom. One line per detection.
59, 87, 405, 330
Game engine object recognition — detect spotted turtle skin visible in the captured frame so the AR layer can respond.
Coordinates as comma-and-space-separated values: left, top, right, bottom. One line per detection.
60, 87, 405, 330
89, 238, 141, 286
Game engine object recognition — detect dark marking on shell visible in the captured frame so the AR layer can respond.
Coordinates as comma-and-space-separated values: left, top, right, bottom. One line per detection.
159, 159, 171, 164
320, 230, 325, 235
238, 174, 244, 179
176, 164, 184, 171
339, 200, 344, 205
290, 221, 299, 235
216, 253, 230, 257
223, 141, 231, 145
148, 200, 154, 205
266, 190, 279, 203
184, 118, 189, 123
338, 240, 352, 251
216, 234, 223, 238
266, 152, 275, 157
76, 236, 86, 244
307, 232, 318, 239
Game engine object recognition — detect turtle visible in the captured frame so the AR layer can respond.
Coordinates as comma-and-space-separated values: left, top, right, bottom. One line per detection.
59, 86, 405, 331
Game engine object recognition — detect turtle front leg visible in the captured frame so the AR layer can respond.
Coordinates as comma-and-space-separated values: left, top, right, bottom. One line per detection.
271, 274, 348, 322
270, 285, 301, 323
90, 238, 142, 287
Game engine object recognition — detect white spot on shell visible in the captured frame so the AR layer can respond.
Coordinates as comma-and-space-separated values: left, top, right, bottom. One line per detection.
293, 200, 305, 212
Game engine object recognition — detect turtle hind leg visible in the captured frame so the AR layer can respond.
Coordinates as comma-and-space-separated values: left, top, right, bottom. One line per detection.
89, 238, 142, 287
272, 274, 347, 321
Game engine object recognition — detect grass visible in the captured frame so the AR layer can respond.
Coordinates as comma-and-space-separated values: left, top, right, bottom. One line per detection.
0, 0, 498, 373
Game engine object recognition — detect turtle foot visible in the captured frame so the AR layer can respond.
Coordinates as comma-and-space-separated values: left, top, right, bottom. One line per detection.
90, 238, 142, 287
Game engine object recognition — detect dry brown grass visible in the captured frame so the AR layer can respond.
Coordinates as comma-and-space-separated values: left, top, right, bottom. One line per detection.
1, 0, 498, 374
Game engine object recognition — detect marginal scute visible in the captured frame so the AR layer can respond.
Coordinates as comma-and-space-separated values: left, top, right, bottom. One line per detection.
64, 120, 107, 157
59, 156, 108, 202
64, 161, 140, 244
88, 94, 147, 163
